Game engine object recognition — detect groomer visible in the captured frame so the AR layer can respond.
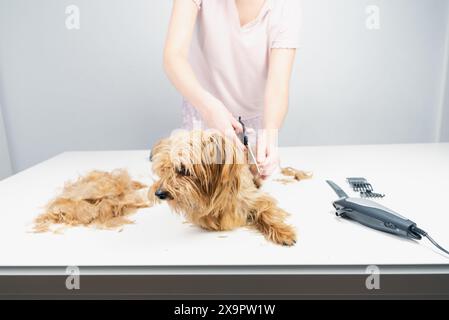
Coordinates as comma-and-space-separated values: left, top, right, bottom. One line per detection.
163, 0, 301, 178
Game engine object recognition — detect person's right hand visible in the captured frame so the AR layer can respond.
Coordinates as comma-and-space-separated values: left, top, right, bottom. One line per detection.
199, 101, 244, 147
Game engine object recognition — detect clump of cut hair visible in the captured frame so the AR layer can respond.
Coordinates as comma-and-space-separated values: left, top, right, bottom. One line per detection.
280, 167, 313, 181
33, 169, 150, 233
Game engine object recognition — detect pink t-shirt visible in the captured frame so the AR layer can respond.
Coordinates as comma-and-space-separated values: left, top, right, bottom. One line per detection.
182, 0, 302, 130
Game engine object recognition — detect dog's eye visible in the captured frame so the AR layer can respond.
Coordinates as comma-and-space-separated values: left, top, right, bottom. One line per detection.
176, 165, 189, 176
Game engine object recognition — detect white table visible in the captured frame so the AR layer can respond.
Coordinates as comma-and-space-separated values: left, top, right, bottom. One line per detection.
1, 144, 449, 298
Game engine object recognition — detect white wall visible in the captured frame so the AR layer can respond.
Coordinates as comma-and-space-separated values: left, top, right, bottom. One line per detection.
286, 0, 449, 146
440, 3, 449, 142
0, 0, 179, 173
0, 104, 12, 179
441, 70, 449, 141
0, 0, 448, 172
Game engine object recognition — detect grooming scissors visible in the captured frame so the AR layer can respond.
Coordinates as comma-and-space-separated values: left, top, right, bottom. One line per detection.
238, 117, 261, 175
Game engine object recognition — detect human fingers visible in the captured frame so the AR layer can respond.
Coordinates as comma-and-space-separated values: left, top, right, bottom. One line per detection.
224, 126, 245, 152
230, 116, 243, 134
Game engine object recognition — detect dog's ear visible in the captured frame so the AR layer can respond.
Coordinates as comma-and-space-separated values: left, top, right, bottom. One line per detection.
207, 132, 244, 185
151, 138, 170, 160
150, 137, 172, 176
218, 134, 244, 184
188, 131, 242, 196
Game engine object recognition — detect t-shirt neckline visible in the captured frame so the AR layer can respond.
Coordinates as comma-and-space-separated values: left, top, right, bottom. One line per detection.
231, 0, 272, 31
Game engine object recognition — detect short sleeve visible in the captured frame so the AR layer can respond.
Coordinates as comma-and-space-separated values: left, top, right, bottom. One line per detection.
191, 0, 202, 9
270, 0, 302, 49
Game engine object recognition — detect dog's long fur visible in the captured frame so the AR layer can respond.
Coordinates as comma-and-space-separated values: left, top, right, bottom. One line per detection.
150, 130, 296, 246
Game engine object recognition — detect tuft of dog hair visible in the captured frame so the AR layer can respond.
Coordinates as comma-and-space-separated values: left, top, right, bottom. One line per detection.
281, 167, 313, 181
33, 169, 150, 233
149, 130, 297, 246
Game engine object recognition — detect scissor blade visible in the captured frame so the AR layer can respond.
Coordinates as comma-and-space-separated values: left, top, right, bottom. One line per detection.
247, 142, 261, 175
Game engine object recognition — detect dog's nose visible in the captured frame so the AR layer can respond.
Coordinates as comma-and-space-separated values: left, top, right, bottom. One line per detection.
155, 188, 169, 200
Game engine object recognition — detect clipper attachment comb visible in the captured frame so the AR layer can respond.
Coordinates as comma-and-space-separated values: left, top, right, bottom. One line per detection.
346, 177, 385, 198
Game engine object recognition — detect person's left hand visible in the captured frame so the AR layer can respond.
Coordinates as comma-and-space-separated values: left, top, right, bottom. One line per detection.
256, 129, 280, 179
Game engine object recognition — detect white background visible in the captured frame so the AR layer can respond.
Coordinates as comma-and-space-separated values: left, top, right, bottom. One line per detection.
1, 0, 449, 175
0, 103, 12, 179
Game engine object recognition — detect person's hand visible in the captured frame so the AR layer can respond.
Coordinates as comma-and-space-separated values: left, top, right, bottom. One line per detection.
199, 100, 244, 147
256, 129, 280, 179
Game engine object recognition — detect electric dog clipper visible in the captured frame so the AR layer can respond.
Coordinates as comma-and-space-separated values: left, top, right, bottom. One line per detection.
326, 180, 449, 255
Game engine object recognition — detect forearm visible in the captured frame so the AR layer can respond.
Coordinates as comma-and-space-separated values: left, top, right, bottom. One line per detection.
163, 0, 219, 115
263, 84, 289, 130
163, 53, 218, 114
262, 48, 296, 130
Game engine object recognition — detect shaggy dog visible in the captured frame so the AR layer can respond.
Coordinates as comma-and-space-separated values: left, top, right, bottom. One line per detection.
149, 130, 297, 246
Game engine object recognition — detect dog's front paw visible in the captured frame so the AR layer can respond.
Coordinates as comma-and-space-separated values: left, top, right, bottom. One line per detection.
270, 224, 297, 247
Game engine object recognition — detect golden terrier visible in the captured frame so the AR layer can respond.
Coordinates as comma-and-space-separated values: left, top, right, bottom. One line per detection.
149, 130, 296, 246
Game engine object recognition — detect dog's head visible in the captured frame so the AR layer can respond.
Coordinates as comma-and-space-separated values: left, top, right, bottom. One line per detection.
150, 130, 247, 217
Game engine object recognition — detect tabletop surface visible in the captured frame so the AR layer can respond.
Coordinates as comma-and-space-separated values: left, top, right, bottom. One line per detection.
1, 143, 449, 270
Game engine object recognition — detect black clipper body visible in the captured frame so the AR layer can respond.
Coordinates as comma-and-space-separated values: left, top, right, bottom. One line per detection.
327, 180, 421, 240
